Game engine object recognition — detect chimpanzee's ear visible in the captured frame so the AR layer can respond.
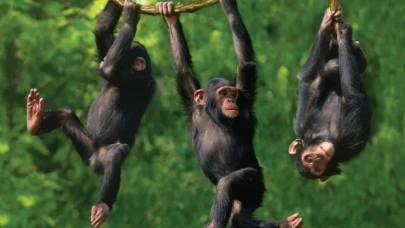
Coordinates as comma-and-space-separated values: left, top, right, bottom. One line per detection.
288, 139, 304, 155
194, 89, 205, 105
133, 57, 146, 71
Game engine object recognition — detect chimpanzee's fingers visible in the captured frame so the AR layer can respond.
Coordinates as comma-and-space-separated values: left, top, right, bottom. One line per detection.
326, 21, 332, 26
328, 11, 334, 20
93, 212, 105, 227
27, 89, 34, 102
93, 209, 105, 226
91, 206, 96, 224
39, 98, 44, 110
334, 10, 341, 18
30, 90, 36, 101
157, 2, 163, 15
293, 218, 303, 227
162, 2, 168, 15
93, 217, 103, 228
167, 1, 174, 15
299, 219, 304, 228
287, 213, 299, 221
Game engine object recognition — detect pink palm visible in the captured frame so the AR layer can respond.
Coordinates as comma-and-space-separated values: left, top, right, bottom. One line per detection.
26, 88, 44, 134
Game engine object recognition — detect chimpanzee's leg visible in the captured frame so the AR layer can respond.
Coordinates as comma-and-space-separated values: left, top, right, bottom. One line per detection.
337, 25, 372, 152
91, 143, 130, 227
206, 167, 264, 228
338, 25, 367, 99
27, 88, 95, 163
225, 169, 303, 228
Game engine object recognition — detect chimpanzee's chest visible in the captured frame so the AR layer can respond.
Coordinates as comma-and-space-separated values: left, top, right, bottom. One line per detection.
306, 90, 343, 139
87, 87, 139, 145
191, 118, 253, 181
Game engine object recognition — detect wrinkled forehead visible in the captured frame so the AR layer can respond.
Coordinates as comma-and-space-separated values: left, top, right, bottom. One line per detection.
204, 78, 232, 93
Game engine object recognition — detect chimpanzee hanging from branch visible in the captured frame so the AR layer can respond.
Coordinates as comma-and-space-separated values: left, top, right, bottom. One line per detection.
26, 0, 155, 226
157, 0, 303, 227
288, 4, 372, 182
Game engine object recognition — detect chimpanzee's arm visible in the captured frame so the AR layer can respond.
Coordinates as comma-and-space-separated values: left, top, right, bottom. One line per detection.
338, 25, 371, 157
293, 11, 335, 135
298, 8, 338, 83
93, 0, 123, 61
294, 30, 329, 136
221, 0, 257, 109
167, 18, 201, 116
298, 30, 331, 83
100, 3, 140, 83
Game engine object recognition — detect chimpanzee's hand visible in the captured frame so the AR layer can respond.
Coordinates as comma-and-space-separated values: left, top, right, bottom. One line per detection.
27, 88, 44, 135
320, 8, 334, 33
337, 23, 353, 45
156, 1, 179, 25
321, 5, 343, 35
91, 202, 111, 227
124, 0, 141, 28
333, 5, 343, 24
219, 0, 238, 15
279, 213, 304, 228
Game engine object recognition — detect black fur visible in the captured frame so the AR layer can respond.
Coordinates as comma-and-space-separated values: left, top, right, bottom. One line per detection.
165, 1, 285, 227
32, 0, 155, 212
293, 21, 371, 179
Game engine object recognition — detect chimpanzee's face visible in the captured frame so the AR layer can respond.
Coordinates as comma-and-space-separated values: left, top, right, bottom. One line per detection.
289, 139, 335, 176
300, 141, 335, 176
215, 86, 240, 119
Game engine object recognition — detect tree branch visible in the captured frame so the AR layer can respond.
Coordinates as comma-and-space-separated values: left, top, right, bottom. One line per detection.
113, 0, 219, 15
329, 0, 340, 33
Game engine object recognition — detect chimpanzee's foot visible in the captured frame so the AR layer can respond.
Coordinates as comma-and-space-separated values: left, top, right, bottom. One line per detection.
91, 202, 111, 227
26, 88, 44, 135
279, 213, 303, 228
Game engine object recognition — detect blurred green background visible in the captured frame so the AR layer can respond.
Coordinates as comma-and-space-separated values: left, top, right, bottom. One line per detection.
0, 0, 404, 227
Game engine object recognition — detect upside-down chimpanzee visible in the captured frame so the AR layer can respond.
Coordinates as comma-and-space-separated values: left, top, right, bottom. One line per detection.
156, 1, 303, 227
288, 6, 371, 182
26, 0, 155, 226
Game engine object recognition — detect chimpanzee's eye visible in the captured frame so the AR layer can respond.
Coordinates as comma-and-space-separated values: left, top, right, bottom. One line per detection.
304, 156, 313, 163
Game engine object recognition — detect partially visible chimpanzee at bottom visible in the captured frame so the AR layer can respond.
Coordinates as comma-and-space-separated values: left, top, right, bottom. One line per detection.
157, 0, 303, 227
26, 0, 155, 227
288, 6, 371, 182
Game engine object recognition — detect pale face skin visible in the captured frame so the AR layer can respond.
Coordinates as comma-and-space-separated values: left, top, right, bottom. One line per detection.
289, 140, 335, 179
300, 141, 335, 175
193, 85, 240, 119
216, 86, 239, 118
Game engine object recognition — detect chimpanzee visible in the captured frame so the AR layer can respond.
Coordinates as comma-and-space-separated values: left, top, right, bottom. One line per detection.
156, 1, 303, 227
288, 6, 371, 182
26, 0, 155, 226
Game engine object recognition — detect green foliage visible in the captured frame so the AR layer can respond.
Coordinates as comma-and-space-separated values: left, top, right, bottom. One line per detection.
0, 0, 404, 227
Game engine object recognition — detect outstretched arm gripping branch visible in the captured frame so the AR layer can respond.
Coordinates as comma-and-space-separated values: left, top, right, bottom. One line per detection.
113, 0, 219, 15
